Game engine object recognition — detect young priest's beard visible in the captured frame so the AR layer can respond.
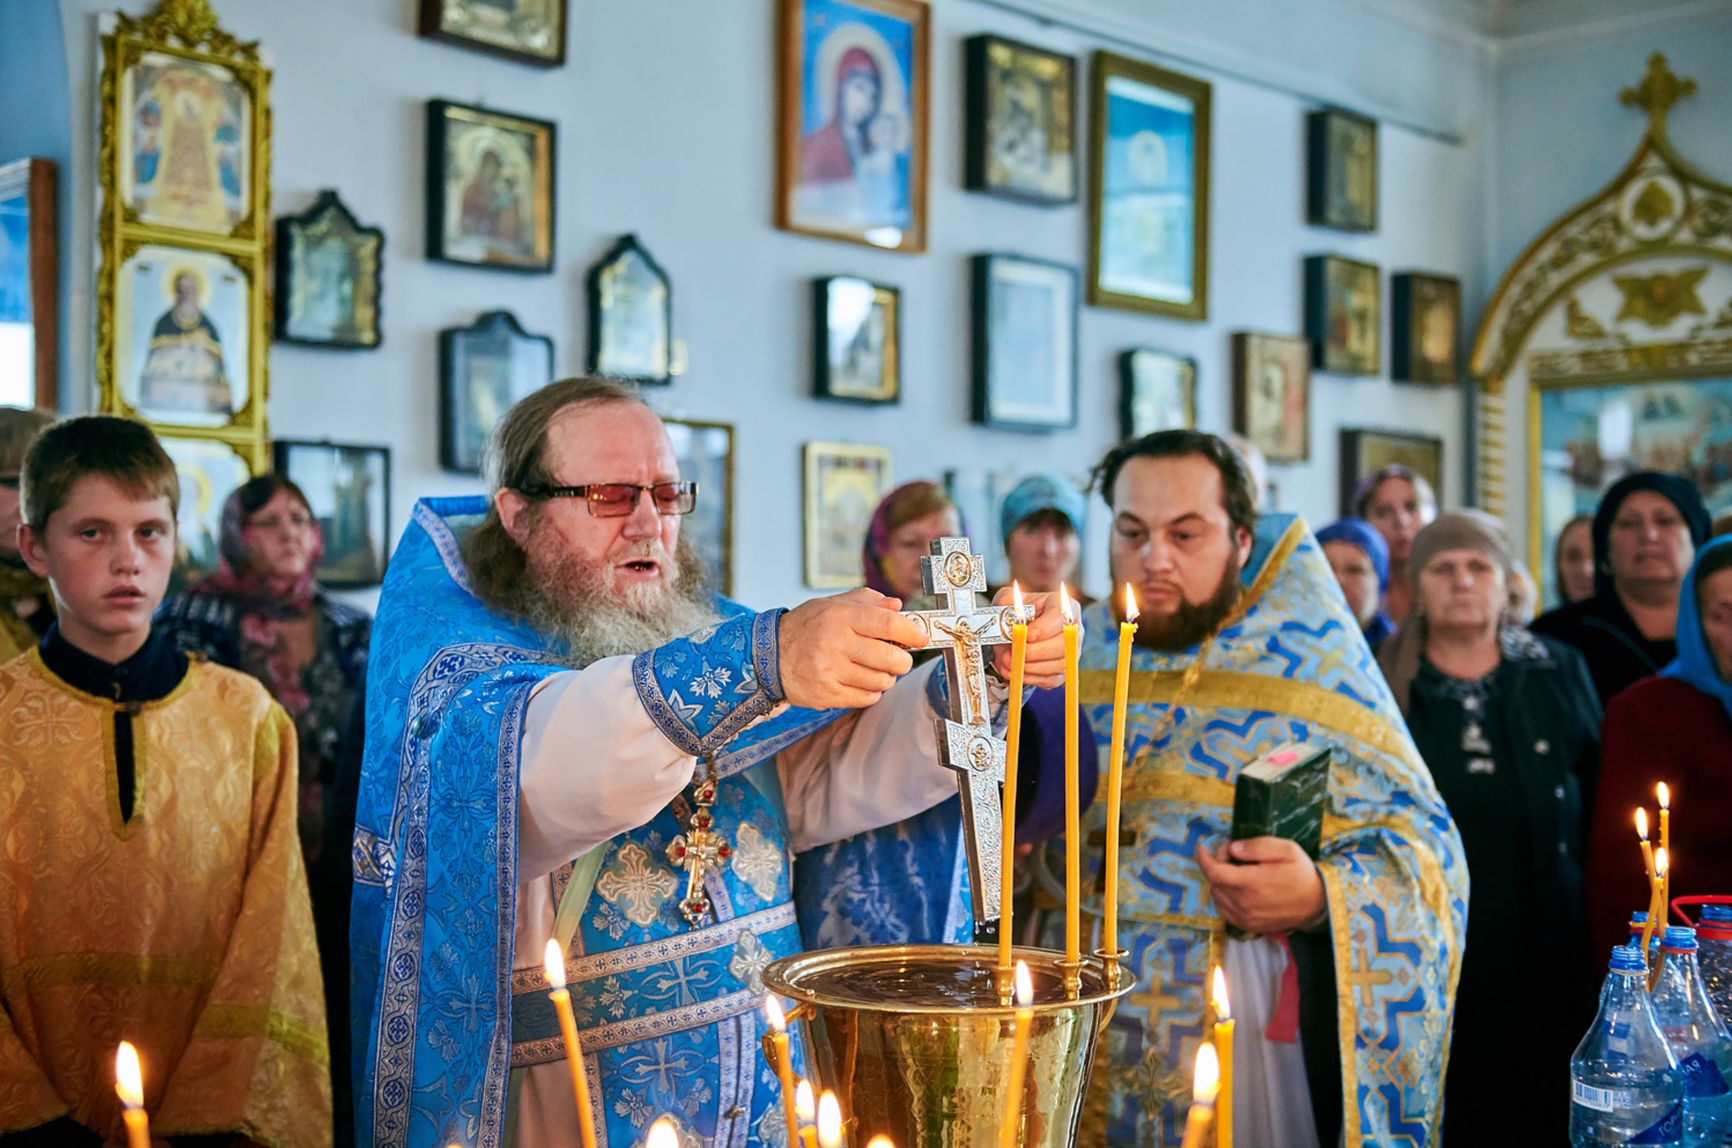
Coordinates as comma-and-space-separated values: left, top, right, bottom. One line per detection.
520, 534, 719, 664
1132, 552, 1244, 653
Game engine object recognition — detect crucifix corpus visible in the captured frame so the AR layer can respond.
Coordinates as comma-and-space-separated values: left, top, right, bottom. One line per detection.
904, 536, 1030, 945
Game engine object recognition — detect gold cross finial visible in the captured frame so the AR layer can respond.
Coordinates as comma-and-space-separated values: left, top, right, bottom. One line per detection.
1619, 54, 1697, 136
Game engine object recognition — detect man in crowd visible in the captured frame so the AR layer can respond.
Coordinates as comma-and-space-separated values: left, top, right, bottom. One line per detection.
350, 378, 1067, 1148
1068, 430, 1466, 1147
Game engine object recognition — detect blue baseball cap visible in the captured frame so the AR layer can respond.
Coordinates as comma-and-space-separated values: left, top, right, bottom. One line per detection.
1000, 473, 1085, 543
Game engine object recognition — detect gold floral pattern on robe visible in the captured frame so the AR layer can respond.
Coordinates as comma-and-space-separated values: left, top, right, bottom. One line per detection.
0, 651, 332, 1147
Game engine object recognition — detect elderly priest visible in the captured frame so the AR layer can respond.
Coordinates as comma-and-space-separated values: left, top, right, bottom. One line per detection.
350, 378, 1067, 1148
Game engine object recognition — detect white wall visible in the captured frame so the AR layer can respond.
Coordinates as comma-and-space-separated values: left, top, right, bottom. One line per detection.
46, 0, 1489, 609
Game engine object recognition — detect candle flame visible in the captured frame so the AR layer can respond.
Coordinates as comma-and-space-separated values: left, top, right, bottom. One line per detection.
1635, 807, 1649, 841
645, 1116, 679, 1148
794, 1079, 815, 1122
542, 938, 566, 990
764, 995, 786, 1033
1059, 583, 1074, 623
1656, 847, 1669, 877
1011, 580, 1025, 617
866, 1139, 897, 1148
817, 1091, 843, 1148
1123, 583, 1139, 623
1211, 967, 1231, 1021
1192, 1041, 1220, 1103
1657, 782, 1670, 810
115, 1040, 144, 1110
1014, 960, 1033, 1008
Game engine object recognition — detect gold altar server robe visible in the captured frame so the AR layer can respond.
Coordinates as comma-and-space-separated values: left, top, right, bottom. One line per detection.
0, 649, 332, 1147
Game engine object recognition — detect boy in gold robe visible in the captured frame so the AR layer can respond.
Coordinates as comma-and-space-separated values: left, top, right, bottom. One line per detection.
0, 416, 331, 1147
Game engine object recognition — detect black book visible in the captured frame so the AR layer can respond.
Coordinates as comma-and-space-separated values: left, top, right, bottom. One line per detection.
1230, 742, 1332, 860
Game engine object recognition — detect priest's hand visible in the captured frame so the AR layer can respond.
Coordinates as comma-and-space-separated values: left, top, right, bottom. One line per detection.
989, 587, 1071, 690
778, 587, 930, 709
1196, 837, 1328, 935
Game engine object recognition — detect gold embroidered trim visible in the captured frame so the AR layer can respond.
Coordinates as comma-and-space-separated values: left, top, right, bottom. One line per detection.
2, 951, 217, 996
196, 1003, 330, 1066
1112, 770, 1235, 809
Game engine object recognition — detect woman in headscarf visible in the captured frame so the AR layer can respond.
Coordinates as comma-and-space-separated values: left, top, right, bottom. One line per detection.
1352, 464, 1438, 625
1587, 536, 1732, 958
155, 474, 370, 1146
1531, 471, 1711, 705
1317, 517, 1394, 649
1553, 513, 1596, 606
1377, 510, 1599, 1148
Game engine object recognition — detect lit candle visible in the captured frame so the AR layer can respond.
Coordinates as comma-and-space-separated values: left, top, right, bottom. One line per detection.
999, 582, 1030, 975
817, 1091, 844, 1148
1657, 783, 1671, 923
647, 1116, 679, 1148
1061, 584, 1081, 969
1211, 968, 1234, 1148
115, 1041, 149, 1148
765, 997, 801, 1148
999, 960, 1034, 1148
1103, 584, 1138, 960
1635, 808, 1656, 891
543, 939, 599, 1148
795, 1079, 819, 1148
866, 1139, 896, 1148
1179, 1042, 1219, 1148
1643, 849, 1668, 962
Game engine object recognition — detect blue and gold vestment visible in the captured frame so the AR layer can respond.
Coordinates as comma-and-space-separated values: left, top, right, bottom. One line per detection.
1071, 515, 1468, 1147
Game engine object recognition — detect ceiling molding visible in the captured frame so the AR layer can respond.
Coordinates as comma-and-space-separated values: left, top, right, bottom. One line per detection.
1493, 0, 1732, 56
1335, 0, 1496, 48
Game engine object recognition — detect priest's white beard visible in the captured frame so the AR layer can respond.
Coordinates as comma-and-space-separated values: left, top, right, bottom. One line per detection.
520, 534, 719, 665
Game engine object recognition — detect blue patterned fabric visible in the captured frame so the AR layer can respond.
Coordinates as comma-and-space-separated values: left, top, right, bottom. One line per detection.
351, 496, 843, 1148
793, 797, 974, 947
1051, 514, 1468, 1147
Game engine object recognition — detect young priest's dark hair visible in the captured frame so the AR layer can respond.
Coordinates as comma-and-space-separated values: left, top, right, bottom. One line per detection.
21, 415, 180, 529
1091, 429, 1259, 540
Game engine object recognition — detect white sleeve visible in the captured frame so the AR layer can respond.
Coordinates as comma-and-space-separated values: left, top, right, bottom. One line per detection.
516, 656, 698, 880
776, 659, 957, 853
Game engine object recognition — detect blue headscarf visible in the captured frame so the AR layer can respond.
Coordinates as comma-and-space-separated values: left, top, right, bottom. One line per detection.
1661, 534, 1732, 719
1317, 517, 1391, 592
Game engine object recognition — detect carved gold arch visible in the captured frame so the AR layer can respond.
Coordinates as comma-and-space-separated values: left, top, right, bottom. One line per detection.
1469, 55, 1732, 595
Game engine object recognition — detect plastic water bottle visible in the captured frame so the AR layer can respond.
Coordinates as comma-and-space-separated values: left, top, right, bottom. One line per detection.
1700, 905, 1732, 1028
1571, 945, 1684, 1146
1652, 926, 1732, 1145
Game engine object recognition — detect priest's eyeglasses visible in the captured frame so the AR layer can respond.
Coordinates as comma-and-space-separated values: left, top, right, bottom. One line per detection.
525, 481, 698, 517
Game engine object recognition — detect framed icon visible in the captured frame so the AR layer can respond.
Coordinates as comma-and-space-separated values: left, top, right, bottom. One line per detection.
587, 234, 672, 385
963, 34, 1076, 205
0, 157, 57, 409
1306, 254, 1381, 376
1307, 107, 1378, 232
272, 439, 392, 588
438, 310, 554, 475
418, 0, 568, 67
1233, 332, 1311, 464
972, 253, 1078, 431
1340, 429, 1443, 520
275, 190, 383, 350
813, 275, 900, 403
777, 0, 930, 253
113, 244, 252, 428
1088, 52, 1210, 320
1392, 272, 1461, 384
1119, 348, 1196, 438
803, 440, 892, 588
160, 432, 257, 592
663, 418, 734, 595
427, 99, 556, 273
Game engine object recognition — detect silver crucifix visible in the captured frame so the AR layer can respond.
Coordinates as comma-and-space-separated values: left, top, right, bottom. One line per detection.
904, 536, 1030, 943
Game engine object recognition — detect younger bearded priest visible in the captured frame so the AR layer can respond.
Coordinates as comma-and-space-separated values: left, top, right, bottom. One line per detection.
0, 417, 331, 1147
351, 379, 1066, 1148
1062, 431, 1466, 1147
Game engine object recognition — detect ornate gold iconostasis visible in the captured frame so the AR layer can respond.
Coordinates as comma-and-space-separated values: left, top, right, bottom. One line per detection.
1472, 55, 1732, 600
